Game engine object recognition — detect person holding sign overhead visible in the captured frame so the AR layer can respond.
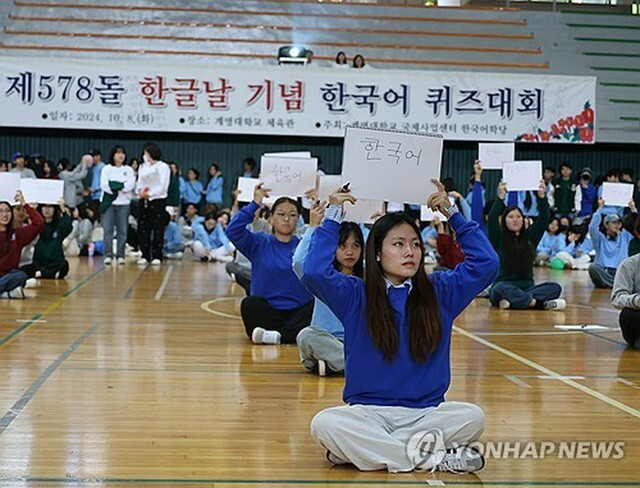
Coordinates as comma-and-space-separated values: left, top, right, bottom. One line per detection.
0, 191, 44, 298
588, 198, 635, 289
22, 198, 72, 280
488, 180, 566, 310
301, 181, 498, 473
226, 183, 314, 345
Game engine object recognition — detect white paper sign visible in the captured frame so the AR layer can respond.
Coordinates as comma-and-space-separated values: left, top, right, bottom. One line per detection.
343, 199, 383, 224
0, 173, 21, 204
478, 143, 515, 170
20, 179, 64, 205
318, 175, 343, 202
420, 206, 448, 222
263, 151, 312, 158
502, 160, 542, 192
602, 182, 634, 208
259, 156, 317, 198
236, 177, 259, 203
342, 127, 443, 205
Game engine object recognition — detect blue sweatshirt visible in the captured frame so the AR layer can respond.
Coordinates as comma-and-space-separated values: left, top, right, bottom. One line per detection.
470, 181, 486, 234
183, 180, 204, 205
292, 227, 344, 340
578, 183, 597, 218
193, 221, 232, 251
589, 207, 632, 268
301, 212, 499, 408
227, 201, 313, 310
163, 221, 184, 254
204, 175, 224, 205
537, 232, 561, 255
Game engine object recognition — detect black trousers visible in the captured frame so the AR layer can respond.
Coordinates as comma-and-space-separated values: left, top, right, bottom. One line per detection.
138, 198, 167, 262
240, 296, 313, 344
22, 260, 69, 279
619, 308, 640, 349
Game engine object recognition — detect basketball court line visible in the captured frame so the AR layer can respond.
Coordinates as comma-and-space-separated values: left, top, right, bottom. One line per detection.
0, 477, 637, 486
0, 323, 100, 436
122, 266, 148, 299
453, 326, 640, 420
154, 265, 174, 300
0, 267, 105, 347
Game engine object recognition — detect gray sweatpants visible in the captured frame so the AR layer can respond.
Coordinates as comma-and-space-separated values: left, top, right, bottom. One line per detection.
311, 401, 485, 472
296, 326, 344, 374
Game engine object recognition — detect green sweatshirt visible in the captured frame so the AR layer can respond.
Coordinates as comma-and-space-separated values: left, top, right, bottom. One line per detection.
34, 214, 73, 263
488, 196, 550, 289
553, 178, 575, 215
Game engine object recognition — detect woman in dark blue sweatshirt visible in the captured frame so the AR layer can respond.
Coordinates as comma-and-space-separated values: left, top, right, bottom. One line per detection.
227, 183, 313, 345
301, 182, 499, 474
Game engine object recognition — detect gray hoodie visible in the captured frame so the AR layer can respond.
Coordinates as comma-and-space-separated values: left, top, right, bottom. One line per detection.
611, 254, 640, 309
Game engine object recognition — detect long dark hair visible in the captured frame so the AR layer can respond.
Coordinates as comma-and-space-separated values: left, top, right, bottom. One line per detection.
0, 201, 15, 255
500, 205, 535, 277
334, 222, 365, 278
365, 213, 442, 363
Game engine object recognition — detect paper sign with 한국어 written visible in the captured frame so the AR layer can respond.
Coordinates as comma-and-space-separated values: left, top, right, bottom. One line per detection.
502, 160, 542, 192
341, 127, 443, 205
601, 182, 634, 208
259, 156, 317, 198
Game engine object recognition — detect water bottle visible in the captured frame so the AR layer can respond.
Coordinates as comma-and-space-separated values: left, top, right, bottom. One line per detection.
88, 242, 95, 257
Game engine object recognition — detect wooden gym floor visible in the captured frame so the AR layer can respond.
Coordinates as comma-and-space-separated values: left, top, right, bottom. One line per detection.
0, 257, 639, 487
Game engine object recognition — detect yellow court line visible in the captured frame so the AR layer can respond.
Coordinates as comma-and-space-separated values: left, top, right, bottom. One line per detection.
201, 297, 243, 320
454, 325, 640, 420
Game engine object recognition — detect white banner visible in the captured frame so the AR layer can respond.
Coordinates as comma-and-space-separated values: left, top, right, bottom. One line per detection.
0, 56, 596, 143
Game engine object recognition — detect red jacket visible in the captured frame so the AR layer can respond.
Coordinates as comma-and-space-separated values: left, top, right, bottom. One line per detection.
0, 205, 45, 276
436, 233, 465, 270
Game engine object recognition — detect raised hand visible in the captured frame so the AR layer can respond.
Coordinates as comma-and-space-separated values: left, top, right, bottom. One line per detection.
309, 199, 327, 227
497, 181, 508, 201
427, 179, 452, 218
328, 187, 357, 207
253, 183, 272, 205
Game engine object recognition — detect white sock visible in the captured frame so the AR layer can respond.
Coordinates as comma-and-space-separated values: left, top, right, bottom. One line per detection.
262, 330, 281, 345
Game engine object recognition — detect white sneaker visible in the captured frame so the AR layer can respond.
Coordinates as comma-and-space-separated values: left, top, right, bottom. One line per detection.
35, 271, 42, 279
251, 327, 281, 345
104, 257, 112, 265
432, 447, 485, 474
8, 286, 25, 299
137, 258, 148, 266
117, 257, 126, 265
150, 259, 162, 266
543, 298, 566, 311
24, 278, 38, 288
499, 299, 511, 309
317, 359, 327, 377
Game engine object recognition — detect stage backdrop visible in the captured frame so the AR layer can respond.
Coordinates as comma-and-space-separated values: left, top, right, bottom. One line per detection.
0, 56, 596, 144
